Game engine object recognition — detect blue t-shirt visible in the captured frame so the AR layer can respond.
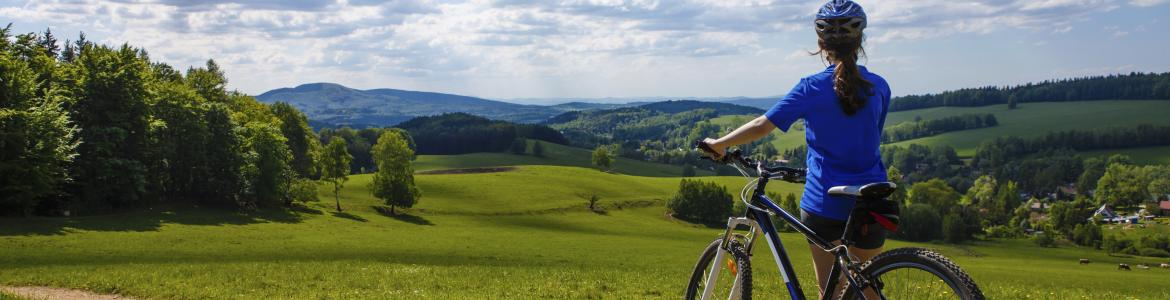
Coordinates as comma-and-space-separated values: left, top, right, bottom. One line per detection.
764, 65, 891, 221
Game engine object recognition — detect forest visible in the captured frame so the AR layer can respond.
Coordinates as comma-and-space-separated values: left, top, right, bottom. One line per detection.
889, 72, 1170, 111
0, 27, 338, 216
881, 113, 997, 143
394, 112, 567, 155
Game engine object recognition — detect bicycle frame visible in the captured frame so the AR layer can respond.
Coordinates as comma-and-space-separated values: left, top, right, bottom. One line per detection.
700, 175, 872, 300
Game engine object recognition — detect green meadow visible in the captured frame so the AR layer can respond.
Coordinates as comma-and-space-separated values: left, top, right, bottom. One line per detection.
413, 140, 711, 177
710, 100, 1170, 160
2, 165, 1169, 299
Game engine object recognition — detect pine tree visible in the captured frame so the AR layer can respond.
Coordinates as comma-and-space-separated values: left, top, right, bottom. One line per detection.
532, 140, 544, 157
38, 28, 58, 58
509, 137, 527, 155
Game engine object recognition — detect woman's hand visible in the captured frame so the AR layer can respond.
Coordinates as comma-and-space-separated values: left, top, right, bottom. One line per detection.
701, 115, 775, 162
701, 138, 726, 160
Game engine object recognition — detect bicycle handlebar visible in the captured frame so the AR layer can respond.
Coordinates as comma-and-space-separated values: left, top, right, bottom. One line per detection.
693, 140, 806, 183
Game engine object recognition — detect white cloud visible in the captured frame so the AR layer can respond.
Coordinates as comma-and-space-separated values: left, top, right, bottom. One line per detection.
1130, 0, 1169, 7
0, 0, 1162, 98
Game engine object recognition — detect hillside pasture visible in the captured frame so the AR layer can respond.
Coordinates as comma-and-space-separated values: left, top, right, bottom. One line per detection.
413, 140, 711, 177
1, 166, 1168, 299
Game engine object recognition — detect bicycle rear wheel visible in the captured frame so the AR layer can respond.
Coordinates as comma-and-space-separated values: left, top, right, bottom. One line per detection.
839, 247, 984, 300
684, 238, 752, 300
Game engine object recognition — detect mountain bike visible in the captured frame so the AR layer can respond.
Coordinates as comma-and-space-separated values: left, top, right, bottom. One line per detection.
685, 143, 983, 300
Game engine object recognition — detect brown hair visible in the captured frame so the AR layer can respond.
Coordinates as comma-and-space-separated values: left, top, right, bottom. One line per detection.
815, 33, 872, 115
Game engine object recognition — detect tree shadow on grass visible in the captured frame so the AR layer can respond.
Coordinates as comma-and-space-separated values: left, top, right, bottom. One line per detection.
0, 202, 315, 236
330, 211, 368, 222
372, 206, 434, 226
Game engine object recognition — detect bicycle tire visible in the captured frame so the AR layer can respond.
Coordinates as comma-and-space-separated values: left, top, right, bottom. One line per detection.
838, 247, 984, 300
684, 238, 752, 300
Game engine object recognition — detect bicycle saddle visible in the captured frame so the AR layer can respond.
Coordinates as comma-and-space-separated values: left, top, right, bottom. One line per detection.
828, 182, 898, 199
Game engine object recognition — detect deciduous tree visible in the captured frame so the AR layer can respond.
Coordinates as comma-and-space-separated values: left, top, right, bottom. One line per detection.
592, 146, 612, 170
321, 138, 352, 212
370, 132, 420, 215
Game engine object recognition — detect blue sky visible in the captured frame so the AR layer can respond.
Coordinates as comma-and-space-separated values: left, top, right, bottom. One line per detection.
2, 0, 1168, 103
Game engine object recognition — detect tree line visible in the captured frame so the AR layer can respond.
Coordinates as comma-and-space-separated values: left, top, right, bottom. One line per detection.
394, 112, 566, 155
317, 127, 415, 174
0, 26, 420, 216
971, 124, 1170, 172
890, 72, 1170, 111
882, 114, 998, 143
0, 26, 318, 215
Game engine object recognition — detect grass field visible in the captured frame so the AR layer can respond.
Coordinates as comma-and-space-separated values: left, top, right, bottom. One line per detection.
2, 165, 1169, 299
0, 291, 29, 300
413, 140, 712, 177
710, 100, 1170, 159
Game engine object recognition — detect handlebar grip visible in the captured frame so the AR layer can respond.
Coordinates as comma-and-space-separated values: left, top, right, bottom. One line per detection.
694, 140, 730, 163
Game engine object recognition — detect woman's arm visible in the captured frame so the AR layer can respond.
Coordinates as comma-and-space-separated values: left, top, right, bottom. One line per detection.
702, 115, 776, 159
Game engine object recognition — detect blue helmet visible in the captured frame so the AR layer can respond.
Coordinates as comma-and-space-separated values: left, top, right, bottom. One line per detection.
815, 0, 866, 39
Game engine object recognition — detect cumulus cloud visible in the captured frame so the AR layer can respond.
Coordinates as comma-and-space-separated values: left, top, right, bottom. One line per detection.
863, 0, 1135, 43
1, 0, 1163, 97
1130, 0, 1169, 6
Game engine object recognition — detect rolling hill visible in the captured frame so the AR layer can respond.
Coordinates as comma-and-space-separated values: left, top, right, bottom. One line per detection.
723, 97, 780, 110
255, 83, 562, 127
413, 140, 711, 177
3, 165, 1168, 299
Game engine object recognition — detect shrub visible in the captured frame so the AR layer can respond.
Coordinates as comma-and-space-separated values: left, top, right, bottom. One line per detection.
1033, 232, 1056, 248
592, 146, 613, 170
288, 179, 320, 204
1071, 223, 1103, 248
942, 212, 968, 243
1105, 235, 1135, 254
1138, 247, 1170, 257
1138, 235, 1170, 251
682, 165, 696, 177
667, 179, 733, 225
985, 225, 1023, 238
895, 203, 942, 242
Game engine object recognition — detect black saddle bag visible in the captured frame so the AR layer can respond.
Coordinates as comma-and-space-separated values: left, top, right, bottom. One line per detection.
851, 197, 901, 233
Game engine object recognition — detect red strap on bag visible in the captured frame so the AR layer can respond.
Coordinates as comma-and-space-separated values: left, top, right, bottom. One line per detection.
869, 211, 899, 232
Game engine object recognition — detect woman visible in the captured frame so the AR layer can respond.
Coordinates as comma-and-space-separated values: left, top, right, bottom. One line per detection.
698, 1, 890, 298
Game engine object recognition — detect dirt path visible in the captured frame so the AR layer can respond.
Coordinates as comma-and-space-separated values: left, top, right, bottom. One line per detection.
0, 286, 138, 300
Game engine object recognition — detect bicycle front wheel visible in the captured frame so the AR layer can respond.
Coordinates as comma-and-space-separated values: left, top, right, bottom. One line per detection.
684, 238, 752, 300
839, 247, 984, 300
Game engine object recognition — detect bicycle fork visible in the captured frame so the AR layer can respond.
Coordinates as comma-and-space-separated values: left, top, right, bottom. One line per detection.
701, 216, 760, 300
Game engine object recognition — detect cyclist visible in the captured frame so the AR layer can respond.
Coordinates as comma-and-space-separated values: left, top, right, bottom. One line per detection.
699, 0, 890, 298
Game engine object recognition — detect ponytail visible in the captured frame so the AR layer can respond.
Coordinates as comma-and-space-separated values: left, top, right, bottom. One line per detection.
816, 35, 872, 116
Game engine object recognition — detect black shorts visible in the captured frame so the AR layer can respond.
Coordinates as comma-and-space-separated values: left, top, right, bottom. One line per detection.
801, 209, 886, 250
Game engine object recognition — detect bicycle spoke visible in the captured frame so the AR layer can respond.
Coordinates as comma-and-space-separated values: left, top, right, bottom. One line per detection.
869, 265, 958, 299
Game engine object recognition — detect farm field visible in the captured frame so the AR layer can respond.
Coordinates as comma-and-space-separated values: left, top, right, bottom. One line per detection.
413, 140, 710, 177
2, 165, 1169, 299
711, 100, 1170, 158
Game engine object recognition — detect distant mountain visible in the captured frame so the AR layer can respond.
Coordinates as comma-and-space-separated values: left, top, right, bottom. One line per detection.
545, 100, 762, 126
255, 83, 562, 128
547, 102, 637, 112
722, 98, 779, 110
640, 100, 764, 115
